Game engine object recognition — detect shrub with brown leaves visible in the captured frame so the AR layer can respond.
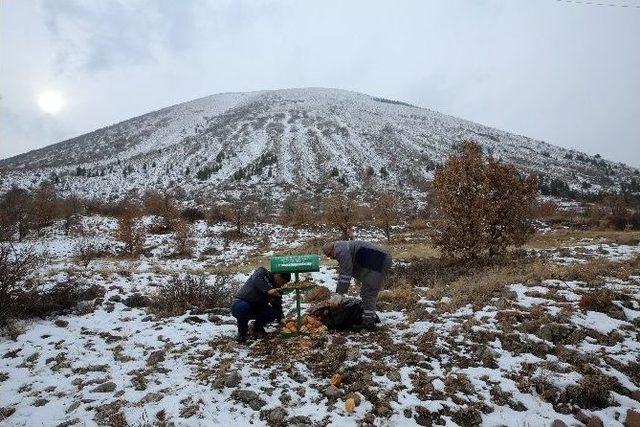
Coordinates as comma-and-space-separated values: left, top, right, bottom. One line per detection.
578, 290, 613, 313
432, 140, 538, 261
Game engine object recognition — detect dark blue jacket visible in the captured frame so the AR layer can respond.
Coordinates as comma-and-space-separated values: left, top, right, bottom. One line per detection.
235, 267, 279, 308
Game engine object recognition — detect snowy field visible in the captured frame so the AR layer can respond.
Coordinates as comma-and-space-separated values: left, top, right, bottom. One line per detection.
1, 218, 640, 426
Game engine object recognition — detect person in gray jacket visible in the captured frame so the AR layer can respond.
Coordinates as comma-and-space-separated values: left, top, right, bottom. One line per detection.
322, 240, 392, 329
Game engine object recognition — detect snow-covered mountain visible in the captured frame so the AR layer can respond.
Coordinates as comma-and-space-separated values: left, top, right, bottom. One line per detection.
1, 87, 637, 200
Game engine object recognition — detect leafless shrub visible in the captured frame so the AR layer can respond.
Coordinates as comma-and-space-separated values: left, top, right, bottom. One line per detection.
223, 200, 257, 235
566, 374, 614, 409
0, 186, 33, 241
14, 282, 105, 320
281, 195, 317, 227
206, 204, 228, 225
605, 196, 629, 230
74, 238, 107, 268
117, 203, 146, 256
629, 210, 640, 230
0, 244, 42, 326
171, 219, 195, 257
148, 274, 238, 317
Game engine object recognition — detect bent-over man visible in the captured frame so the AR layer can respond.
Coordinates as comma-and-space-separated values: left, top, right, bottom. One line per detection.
322, 240, 392, 330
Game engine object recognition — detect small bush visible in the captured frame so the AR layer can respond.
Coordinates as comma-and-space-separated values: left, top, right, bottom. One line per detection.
148, 274, 237, 317
181, 207, 205, 223
74, 238, 107, 268
578, 290, 613, 313
629, 211, 640, 230
14, 283, 105, 319
171, 219, 195, 257
567, 374, 613, 409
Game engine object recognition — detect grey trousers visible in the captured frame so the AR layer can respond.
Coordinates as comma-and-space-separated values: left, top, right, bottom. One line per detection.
359, 255, 393, 313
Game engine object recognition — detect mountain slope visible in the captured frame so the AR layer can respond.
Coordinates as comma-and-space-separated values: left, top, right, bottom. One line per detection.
1, 87, 637, 200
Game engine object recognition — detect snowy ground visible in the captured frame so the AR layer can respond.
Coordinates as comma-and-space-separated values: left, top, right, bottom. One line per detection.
1, 218, 640, 426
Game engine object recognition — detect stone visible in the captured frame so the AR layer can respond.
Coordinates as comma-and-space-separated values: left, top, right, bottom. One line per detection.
537, 323, 574, 343
625, 409, 640, 427
66, 401, 81, 413
224, 371, 242, 388
183, 316, 206, 324
33, 398, 48, 407
289, 369, 307, 384
324, 385, 343, 400
585, 416, 604, 427
288, 415, 312, 426
387, 370, 401, 382
123, 293, 149, 308
108, 295, 122, 303
208, 314, 222, 323
146, 350, 165, 366
551, 420, 568, 427
232, 389, 266, 411
55, 419, 80, 427
54, 319, 69, 328
91, 382, 116, 393
260, 407, 287, 426
139, 393, 164, 404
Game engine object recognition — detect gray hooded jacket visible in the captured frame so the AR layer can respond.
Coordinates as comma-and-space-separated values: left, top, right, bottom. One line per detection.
333, 240, 392, 294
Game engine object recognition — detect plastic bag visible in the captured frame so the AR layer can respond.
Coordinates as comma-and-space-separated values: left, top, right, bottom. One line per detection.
312, 297, 363, 329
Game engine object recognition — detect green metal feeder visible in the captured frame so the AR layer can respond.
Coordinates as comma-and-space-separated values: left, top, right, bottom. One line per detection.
270, 254, 320, 334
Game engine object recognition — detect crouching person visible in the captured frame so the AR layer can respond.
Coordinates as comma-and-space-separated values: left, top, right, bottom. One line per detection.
231, 267, 291, 343
323, 240, 392, 330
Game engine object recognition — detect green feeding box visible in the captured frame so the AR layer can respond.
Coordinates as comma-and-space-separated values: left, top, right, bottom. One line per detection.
270, 254, 320, 336
270, 254, 319, 274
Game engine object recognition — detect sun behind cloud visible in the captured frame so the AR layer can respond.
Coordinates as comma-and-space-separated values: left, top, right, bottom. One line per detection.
36, 90, 65, 115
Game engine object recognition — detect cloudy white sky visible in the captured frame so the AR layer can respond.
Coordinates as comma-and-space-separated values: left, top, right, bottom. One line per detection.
1, 0, 639, 166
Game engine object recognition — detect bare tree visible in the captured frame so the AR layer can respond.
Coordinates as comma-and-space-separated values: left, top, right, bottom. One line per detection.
30, 182, 57, 236
372, 191, 399, 242
323, 192, 359, 239
0, 186, 32, 242
224, 200, 257, 234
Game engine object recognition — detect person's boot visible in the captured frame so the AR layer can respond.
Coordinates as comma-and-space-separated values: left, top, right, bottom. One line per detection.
236, 324, 249, 343
352, 311, 376, 331
252, 324, 267, 339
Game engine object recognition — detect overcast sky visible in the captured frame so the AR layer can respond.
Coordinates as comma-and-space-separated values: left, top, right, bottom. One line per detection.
1, 0, 639, 166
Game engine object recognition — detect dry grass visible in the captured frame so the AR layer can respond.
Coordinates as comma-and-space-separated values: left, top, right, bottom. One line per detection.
528, 229, 640, 250
378, 282, 420, 310
423, 254, 640, 312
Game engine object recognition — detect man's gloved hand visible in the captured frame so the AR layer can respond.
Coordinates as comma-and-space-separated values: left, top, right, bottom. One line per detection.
329, 293, 344, 307
267, 288, 281, 297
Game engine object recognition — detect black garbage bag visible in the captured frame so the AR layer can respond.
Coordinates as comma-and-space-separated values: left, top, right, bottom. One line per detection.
312, 297, 363, 329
